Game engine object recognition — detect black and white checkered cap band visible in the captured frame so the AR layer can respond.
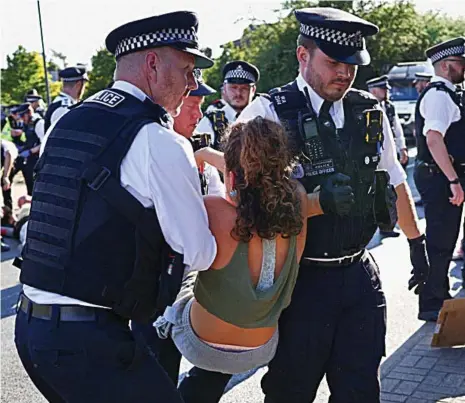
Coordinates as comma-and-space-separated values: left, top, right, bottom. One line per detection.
224, 68, 256, 82
429, 45, 465, 63
114, 28, 198, 58
300, 23, 363, 49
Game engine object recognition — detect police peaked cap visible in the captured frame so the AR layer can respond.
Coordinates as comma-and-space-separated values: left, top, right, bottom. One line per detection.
105, 11, 213, 69
295, 7, 379, 66
366, 75, 391, 89
413, 72, 432, 83
24, 88, 43, 102
426, 37, 465, 64
190, 69, 216, 96
222, 61, 260, 85
14, 103, 32, 116
59, 66, 89, 82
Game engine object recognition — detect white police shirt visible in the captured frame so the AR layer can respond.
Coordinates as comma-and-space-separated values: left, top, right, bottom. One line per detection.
24, 80, 217, 306
30, 113, 45, 142
196, 99, 238, 145
381, 101, 406, 152
238, 73, 407, 188
49, 92, 77, 128
203, 163, 226, 197
419, 76, 462, 137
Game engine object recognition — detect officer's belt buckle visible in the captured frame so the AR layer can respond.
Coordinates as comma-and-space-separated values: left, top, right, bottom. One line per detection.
85, 166, 111, 191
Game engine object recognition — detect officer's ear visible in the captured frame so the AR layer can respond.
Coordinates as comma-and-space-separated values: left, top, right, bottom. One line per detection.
145, 51, 159, 82
296, 45, 309, 65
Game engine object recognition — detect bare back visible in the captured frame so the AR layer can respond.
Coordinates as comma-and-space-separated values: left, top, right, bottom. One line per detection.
190, 185, 308, 347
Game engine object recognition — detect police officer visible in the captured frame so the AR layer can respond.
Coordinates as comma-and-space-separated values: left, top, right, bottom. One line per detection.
196, 60, 260, 149
179, 8, 430, 403
14, 102, 44, 194
131, 70, 224, 385
414, 37, 465, 322
15, 11, 217, 402
25, 89, 46, 118
176, 70, 225, 197
43, 66, 88, 132
367, 75, 408, 238
414, 72, 432, 95
367, 75, 408, 168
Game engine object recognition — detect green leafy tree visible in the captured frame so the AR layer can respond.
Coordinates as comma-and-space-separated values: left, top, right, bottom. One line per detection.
204, 0, 465, 97
84, 48, 116, 98
1, 46, 61, 105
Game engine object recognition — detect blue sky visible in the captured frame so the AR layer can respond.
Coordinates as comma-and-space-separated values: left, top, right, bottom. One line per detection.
1, 0, 464, 69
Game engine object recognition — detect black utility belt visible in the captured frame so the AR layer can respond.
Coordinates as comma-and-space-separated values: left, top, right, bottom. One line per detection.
418, 160, 465, 177
301, 250, 366, 268
17, 293, 122, 323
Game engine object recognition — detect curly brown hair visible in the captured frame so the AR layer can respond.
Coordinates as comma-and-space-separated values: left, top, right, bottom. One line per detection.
224, 117, 303, 242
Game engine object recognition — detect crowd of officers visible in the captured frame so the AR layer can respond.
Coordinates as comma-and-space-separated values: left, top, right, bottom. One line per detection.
3, 5, 465, 403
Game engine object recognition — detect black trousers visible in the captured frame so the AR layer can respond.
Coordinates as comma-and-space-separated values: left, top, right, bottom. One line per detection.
414, 165, 464, 312
15, 303, 184, 403
179, 253, 387, 403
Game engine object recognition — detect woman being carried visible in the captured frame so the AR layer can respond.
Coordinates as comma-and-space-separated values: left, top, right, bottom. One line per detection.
155, 117, 322, 374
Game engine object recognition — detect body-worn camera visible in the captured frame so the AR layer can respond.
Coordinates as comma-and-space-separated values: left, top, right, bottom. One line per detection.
363, 109, 383, 145
191, 132, 212, 152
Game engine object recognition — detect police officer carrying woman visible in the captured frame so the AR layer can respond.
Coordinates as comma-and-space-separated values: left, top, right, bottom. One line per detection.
179, 8, 430, 403
414, 37, 465, 321
15, 11, 217, 403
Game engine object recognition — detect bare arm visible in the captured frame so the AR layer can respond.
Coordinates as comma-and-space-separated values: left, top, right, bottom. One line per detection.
194, 147, 225, 174
307, 192, 324, 218
2, 150, 12, 191
395, 182, 422, 239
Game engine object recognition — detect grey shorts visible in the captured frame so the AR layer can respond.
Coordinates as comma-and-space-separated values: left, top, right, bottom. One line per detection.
155, 290, 278, 375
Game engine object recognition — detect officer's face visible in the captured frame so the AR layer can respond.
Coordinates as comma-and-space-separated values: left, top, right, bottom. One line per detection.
173, 96, 204, 138
223, 83, 255, 111
444, 58, 465, 84
298, 46, 357, 102
369, 87, 387, 102
414, 80, 428, 94
148, 48, 198, 117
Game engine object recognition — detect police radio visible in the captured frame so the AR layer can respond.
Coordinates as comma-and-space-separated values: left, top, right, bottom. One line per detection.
299, 113, 325, 161
191, 132, 212, 152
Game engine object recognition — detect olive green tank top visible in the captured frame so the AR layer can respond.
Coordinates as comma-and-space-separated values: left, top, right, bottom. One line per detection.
194, 236, 299, 329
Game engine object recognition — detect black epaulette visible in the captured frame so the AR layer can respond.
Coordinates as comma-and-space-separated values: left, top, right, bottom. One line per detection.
68, 101, 84, 110
210, 99, 225, 109
345, 88, 379, 107
253, 92, 271, 101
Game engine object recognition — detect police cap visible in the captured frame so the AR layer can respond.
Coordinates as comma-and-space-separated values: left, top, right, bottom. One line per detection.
413, 72, 432, 83
426, 37, 465, 64
105, 11, 213, 69
222, 61, 260, 85
295, 7, 378, 66
59, 66, 89, 82
190, 69, 216, 96
15, 103, 32, 116
366, 75, 391, 90
24, 89, 43, 103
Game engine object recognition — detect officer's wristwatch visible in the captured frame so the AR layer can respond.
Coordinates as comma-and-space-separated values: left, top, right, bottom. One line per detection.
449, 178, 460, 185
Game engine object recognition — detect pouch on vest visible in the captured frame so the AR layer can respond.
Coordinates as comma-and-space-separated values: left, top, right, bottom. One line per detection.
373, 169, 398, 228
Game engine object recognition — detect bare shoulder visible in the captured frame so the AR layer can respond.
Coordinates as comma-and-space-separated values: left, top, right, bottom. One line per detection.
203, 196, 238, 269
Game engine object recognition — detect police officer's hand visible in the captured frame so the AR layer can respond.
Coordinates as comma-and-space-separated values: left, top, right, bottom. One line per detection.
1, 176, 10, 191
319, 173, 355, 216
19, 149, 31, 158
407, 234, 430, 295
399, 148, 408, 165
449, 181, 464, 206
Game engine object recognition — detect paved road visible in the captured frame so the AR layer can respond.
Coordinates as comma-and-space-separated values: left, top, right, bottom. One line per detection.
1, 152, 464, 403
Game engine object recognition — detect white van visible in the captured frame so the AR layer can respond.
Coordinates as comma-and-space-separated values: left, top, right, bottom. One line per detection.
387, 61, 434, 139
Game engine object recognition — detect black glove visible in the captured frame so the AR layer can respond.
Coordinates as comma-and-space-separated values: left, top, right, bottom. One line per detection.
407, 234, 430, 295
319, 173, 355, 216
